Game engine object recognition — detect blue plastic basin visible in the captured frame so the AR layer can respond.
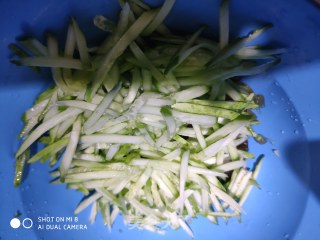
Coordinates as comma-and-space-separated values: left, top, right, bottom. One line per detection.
0, 1, 320, 239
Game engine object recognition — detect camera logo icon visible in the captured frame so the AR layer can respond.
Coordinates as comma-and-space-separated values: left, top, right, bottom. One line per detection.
10, 218, 33, 229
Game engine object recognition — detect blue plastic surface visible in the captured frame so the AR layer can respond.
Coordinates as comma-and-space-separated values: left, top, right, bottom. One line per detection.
1, 0, 320, 240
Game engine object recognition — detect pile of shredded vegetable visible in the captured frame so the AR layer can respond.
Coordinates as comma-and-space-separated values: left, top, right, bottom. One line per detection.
11, 0, 284, 237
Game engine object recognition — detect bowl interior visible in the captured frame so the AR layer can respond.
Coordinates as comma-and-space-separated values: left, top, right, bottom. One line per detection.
1, 0, 320, 239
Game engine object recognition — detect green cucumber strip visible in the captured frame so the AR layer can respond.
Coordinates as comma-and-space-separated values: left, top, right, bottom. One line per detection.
239, 157, 263, 206
172, 111, 217, 126
110, 205, 120, 225
207, 24, 273, 67
65, 171, 129, 182
27, 138, 69, 163
178, 217, 194, 238
165, 25, 207, 73
95, 188, 123, 210
14, 149, 30, 187
188, 99, 258, 110
34, 86, 57, 104
19, 38, 48, 56
103, 62, 120, 92
56, 115, 77, 139
123, 69, 141, 105
62, 22, 76, 91
59, 118, 82, 178
171, 86, 209, 102
235, 171, 252, 196
47, 34, 72, 93
160, 106, 176, 138
193, 124, 207, 149
143, 0, 176, 36
98, 3, 130, 54
56, 100, 97, 111
64, 23, 76, 57
130, 41, 165, 84
229, 168, 246, 195
227, 141, 240, 161
236, 47, 286, 59
129, 197, 162, 220
16, 108, 82, 157
80, 134, 144, 144
75, 153, 104, 162
18, 56, 84, 69
19, 116, 40, 139
72, 18, 91, 67
83, 81, 121, 130
216, 160, 246, 172
196, 126, 245, 159
162, 148, 181, 161
205, 119, 249, 144
210, 184, 242, 213
74, 192, 102, 215
23, 98, 50, 122
178, 151, 190, 213
127, 167, 153, 199
89, 9, 157, 99
172, 103, 240, 120
166, 43, 215, 73
219, 0, 229, 49
89, 201, 98, 224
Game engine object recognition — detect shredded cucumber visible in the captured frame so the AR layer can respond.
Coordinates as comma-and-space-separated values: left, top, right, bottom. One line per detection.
11, 0, 283, 237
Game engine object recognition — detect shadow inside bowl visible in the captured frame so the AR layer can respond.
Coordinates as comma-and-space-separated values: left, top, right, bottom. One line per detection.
284, 140, 320, 202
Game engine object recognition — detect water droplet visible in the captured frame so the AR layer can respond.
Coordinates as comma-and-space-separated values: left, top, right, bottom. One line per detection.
302, 123, 306, 127
267, 191, 273, 196
272, 149, 280, 157
283, 233, 290, 239
285, 108, 289, 112
44, 212, 49, 217
294, 130, 299, 135
274, 81, 280, 87
307, 118, 312, 122
290, 115, 294, 119
280, 130, 285, 134
294, 118, 299, 122
44, 200, 48, 204
271, 100, 278, 105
